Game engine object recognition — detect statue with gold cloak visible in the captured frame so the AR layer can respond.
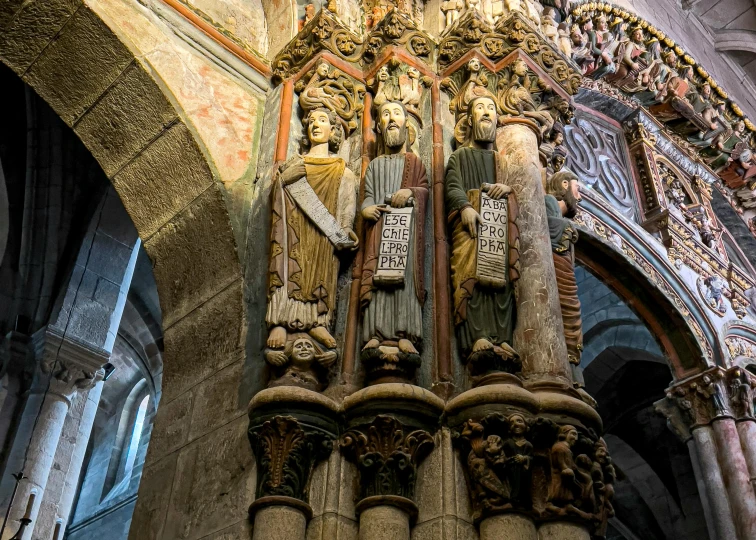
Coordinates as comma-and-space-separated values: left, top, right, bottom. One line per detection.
444, 93, 521, 378
264, 62, 364, 390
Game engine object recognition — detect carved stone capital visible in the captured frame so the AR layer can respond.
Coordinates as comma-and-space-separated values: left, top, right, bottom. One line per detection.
249, 416, 334, 505
30, 326, 108, 402
340, 415, 434, 506
453, 412, 615, 534
656, 367, 756, 440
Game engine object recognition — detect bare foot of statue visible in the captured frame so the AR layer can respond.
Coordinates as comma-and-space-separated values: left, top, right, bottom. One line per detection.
309, 326, 337, 349
398, 339, 418, 354
267, 326, 287, 349
499, 342, 519, 359
472, 338, 494, 352
363, 338, 380, 350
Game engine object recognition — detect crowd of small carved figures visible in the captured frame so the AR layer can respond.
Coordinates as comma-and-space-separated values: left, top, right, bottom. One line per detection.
249, 0, 756, 534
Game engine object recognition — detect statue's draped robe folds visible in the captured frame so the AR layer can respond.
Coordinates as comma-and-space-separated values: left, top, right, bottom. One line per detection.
545, 194, 583, 365
267, 156, 357, 331
360, 153, 428, 345
445, 147, 520, 354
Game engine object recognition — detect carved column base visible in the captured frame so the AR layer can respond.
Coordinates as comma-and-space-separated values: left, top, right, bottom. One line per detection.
361, 347, 421, 386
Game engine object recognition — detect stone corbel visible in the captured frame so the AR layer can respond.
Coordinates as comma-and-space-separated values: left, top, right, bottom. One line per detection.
30, 326, 108, 403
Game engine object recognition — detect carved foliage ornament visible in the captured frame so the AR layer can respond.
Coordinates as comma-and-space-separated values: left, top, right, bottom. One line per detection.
340, 415, 434, 502
454, 413, 615, 532
439, 11, 582, 95
249, 416, 333, 501
272, 8, 434, 82
295, 60, 366, 136
441, 57, 574, 146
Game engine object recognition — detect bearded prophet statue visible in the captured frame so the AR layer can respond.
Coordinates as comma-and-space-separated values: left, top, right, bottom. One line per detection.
360, 101, 429, 383
444, 95, 520, 371
266, 107, 358, 377
544, 170, 595, 406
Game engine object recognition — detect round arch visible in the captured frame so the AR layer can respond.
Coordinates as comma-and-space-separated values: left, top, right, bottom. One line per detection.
0, 2, 247, 538
575, 196, 720, 378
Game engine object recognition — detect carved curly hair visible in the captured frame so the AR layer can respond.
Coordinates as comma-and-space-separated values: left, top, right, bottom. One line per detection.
302, 108, 344, 153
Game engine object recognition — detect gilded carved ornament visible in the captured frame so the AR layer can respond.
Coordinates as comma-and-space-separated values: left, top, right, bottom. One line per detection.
566, 2, 756, 227
249, 416, 334, 505
272, 7, 434, 83
438, 11, 582, 95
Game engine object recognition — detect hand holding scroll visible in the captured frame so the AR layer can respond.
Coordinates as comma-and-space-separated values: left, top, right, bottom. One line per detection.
486, 184, 512, 200
461, 206, 482, 239
390, 189, 413, 208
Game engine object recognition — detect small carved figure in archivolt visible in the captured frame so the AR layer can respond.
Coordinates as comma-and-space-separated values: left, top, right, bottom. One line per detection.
360, 100, 428, 384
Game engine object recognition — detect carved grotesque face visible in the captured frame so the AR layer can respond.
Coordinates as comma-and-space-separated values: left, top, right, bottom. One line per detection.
565, 427, 578, 446
509, 414, 527, 435
553, 154, 566, 172
291, 338, 315, 362
377, 65, 390, 82
379, 102, 407, 149
308, 110, 333, 145
470, 97, 497, 143
316, 62, 329, 78
513, 59, 528, 77
595, 444, 607, 462
467, 57, 481, 73
407, 67, 420, 80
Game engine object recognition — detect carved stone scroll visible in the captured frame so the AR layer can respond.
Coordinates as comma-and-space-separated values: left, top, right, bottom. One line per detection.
286, 178, 355, 248
374, 206, 414, 286
477, 186, 510, 289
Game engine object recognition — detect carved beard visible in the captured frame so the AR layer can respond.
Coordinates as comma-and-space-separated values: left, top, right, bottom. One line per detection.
383, 123, 407, 149
561, 185, 579, 219
472, 118, 496, 143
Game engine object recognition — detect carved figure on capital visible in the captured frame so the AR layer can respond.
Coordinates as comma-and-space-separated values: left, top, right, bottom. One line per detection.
360, 100, 429, 384
265, 63, 364, 389
456, 415, 614, 531
458, 414, 533, 520
444, 93, 521, 376
697, 274, 730, 316
545, 425, 594, 520
728, 368, 755, 420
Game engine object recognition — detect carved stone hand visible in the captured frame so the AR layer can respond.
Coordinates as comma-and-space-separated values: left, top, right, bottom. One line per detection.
390, 188, 413, 207
362, 204, 389, 222
487, 184, 512, 200
461, 206, 482, 238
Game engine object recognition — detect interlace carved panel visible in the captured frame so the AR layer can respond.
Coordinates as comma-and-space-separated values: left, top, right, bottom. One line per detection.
564, 109, 637, 221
